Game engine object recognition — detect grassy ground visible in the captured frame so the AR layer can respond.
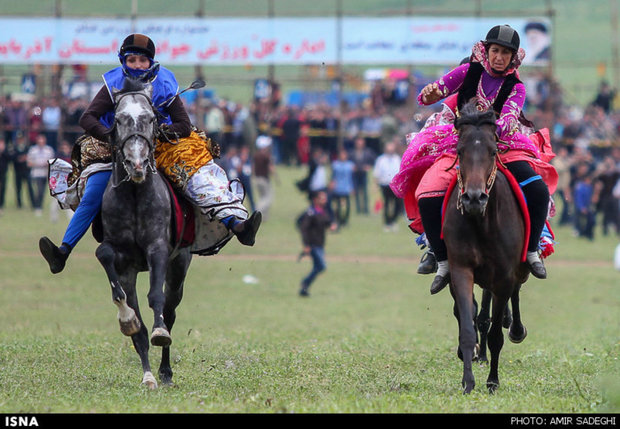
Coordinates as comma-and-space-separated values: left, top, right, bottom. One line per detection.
0, 165, 618, 413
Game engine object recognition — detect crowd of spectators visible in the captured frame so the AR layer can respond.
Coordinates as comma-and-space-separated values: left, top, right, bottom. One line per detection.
0, 74, 619, 240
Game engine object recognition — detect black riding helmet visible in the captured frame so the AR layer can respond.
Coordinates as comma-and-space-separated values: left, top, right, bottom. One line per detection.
119, 33, 156, 62
484, 25, 520, 52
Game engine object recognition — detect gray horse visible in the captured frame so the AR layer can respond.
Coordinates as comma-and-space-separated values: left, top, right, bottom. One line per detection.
95, 77, 192, 389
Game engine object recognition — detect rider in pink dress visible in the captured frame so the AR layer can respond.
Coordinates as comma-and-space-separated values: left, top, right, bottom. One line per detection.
390, 25, 558, 294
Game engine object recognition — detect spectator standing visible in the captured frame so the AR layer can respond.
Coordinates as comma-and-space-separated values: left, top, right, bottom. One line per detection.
350, 135, 375, 214
230, 145, 255, 211
373, 140, 403, 232
298, 190, 336, 297
41, 98, 61, 151
10, 131, 33, 209
0, 138, 10, 214
361, 107, 383, 155
593, 156, 620, 236
573, 162, 595, 240
297, 148, 330, 201
280, 107, 301, 165
591, 81, 616, 114
27, 134, 55, 216
253, 136, 275, 220
204, 102, 224, 149
551, 146, 573, 225
3, 97, 27, 143
330, 148, 355, 228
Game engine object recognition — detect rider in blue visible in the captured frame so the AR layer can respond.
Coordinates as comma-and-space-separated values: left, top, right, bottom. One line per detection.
39, 34, 260, 274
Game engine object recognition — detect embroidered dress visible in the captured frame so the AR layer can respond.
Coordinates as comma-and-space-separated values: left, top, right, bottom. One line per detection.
154, 130, 215, 190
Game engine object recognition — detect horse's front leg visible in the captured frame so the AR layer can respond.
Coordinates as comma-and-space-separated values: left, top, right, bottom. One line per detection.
96, 242, 156, 388
146, 239, 172, 347
508, 284, 527, 343
96, 242, 141, 336
449, 266, 477, 394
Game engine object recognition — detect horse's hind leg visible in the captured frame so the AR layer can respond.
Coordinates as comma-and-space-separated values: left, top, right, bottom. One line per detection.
96, 243, 140, 335
486, 293, 509, 393
476, 290, 492, 364
508, 285, 527, 343
158, 251, 192, 386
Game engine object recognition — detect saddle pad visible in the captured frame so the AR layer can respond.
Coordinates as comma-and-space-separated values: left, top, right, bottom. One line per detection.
164, 180, 196, 249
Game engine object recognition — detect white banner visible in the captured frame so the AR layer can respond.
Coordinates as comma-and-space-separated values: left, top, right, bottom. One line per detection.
0, 17, 551, 65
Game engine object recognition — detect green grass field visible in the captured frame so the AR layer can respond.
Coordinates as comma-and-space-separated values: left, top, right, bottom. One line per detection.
0, 166, 618, 413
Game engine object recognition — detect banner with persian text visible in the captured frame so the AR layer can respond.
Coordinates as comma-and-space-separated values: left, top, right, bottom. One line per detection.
0, 16, 551, 66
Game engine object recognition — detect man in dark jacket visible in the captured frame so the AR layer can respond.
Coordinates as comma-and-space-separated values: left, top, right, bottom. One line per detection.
298, 190, 335, 297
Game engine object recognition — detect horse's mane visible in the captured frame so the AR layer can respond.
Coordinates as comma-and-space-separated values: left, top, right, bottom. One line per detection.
120, 76, 148, 94
456, 100, 496, 129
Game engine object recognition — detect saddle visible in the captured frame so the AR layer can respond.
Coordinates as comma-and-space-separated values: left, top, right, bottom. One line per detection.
441, 161, 554, 263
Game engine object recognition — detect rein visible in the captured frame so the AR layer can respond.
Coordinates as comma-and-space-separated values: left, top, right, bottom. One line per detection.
455, 157, 498, 215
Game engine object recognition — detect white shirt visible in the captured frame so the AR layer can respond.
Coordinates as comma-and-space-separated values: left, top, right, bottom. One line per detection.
27, 144, 55, 178
373, 153, 401, 186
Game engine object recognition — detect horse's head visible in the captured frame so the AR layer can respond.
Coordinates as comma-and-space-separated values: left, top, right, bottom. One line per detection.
112, 78, 157, 184
454, 101, 499, 216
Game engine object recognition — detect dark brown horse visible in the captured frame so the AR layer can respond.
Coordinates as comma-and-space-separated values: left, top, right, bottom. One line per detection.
442, 101, 529, 394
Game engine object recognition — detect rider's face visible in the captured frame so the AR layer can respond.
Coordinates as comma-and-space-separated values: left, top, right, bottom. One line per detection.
487, 44, 514, 72
125, 54, 151, 70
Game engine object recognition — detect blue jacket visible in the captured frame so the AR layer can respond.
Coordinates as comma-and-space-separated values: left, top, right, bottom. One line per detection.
99, 65, 179, 128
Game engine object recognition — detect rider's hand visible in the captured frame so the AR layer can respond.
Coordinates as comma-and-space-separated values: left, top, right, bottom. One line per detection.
421, 83, 442, 104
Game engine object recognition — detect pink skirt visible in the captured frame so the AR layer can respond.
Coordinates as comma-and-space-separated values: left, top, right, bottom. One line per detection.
397, 128, 558, 234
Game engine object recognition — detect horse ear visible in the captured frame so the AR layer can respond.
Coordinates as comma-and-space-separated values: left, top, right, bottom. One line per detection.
144, 83, 154, 99
111, 87, 121, 102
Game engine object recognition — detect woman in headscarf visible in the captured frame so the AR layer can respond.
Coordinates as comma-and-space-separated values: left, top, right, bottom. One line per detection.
390, 25, 558, 294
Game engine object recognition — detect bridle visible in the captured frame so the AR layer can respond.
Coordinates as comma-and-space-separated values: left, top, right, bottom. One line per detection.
110, 90, 159, 186
455, 153, 499, 215
452, 114, 505, 216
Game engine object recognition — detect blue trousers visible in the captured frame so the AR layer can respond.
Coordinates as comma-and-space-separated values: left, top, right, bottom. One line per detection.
62, 170, 111, 249
301, 246, 327, 289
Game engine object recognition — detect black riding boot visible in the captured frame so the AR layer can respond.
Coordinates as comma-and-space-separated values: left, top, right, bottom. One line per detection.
506, 161, 550, 279
417, 249, 437, 274
39, 237, 71, 274
418, 196, 450, 294
232, 211, 262, 246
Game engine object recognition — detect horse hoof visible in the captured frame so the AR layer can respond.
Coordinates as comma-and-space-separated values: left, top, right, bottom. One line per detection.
150, 327, 172, 347
509, 325, 527, 344
116, 301, 141, 336
487, 381, 499, 393
119, 317, 141, 336
142, 371, 158, 390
